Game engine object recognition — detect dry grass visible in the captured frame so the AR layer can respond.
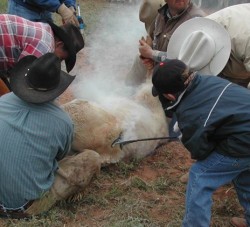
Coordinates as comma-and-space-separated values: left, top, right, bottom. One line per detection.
0, 142, 243, 227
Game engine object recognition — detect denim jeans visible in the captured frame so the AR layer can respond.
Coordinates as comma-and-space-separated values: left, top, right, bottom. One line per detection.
182, 151, 250, 227
7, 0, 53, 23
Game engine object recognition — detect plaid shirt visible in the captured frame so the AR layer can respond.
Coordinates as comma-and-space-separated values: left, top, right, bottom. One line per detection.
0, 14, 55, 73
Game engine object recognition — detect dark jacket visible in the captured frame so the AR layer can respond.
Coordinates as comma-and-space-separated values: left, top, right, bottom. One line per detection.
152, 2, 206, 51
12, 0, 75, 12
167, 74, 250, 160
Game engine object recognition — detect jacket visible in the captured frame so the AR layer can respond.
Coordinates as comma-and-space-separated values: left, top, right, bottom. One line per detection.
207, 4, 250, 80
152, 2, 206, 51
167, 74, 250, 160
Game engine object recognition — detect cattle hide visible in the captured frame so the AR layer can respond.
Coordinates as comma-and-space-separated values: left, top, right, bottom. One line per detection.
61, 80, 168, 165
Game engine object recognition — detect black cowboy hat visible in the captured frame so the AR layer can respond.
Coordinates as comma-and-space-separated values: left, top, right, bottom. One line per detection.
48, 22, 85, 72
10, 53, 75, 104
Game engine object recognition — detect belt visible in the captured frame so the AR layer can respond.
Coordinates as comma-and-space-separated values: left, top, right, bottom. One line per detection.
0, 200, 34, 219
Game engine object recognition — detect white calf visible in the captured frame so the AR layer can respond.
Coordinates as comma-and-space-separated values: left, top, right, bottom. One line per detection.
61, 80, 168, 165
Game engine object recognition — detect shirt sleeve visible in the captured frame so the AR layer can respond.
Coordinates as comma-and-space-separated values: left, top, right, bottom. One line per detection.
18, 23, 55, 60
152, 50, 169, 63
19, 43, 53, 60
56, 122, 74, 161
182, 125, 216, 160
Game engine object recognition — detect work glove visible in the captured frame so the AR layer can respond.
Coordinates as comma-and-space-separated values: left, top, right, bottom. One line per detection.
69, 6, 76, 14
58, 3, 79, 27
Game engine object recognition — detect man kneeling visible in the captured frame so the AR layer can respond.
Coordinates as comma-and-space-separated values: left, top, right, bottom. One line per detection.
0, 53, 101, 219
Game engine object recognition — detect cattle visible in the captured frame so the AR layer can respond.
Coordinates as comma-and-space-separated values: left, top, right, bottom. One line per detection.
61, 79, 168, 166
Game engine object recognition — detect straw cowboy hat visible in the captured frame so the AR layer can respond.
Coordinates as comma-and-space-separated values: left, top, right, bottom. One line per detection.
10, 53, 75, 104
49, 22, 85, 73
167, 17, 231, 76
139, 0, 165, 33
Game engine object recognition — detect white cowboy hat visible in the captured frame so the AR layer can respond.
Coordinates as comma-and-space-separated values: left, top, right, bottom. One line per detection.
167, 17, 231, 76
139, 0, 165, 33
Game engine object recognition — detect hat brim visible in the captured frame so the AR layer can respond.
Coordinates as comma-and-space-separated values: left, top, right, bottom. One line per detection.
10, 56, 75, 104
48, 22, 76, 72
167, 17, 231, 76
139, 0, 165, 32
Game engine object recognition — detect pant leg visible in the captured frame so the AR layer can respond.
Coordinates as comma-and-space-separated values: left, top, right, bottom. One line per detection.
25, 150, 101, 216
233, 170, 250, 226
182, 152, 250, 227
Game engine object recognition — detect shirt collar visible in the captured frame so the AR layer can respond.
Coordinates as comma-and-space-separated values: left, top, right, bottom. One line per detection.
164, 2, 191, 19
166, 72, 197, 110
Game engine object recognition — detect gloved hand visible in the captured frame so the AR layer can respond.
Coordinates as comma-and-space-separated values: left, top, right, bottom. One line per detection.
69, 6, 76, 15
58, 3, 79, 27
139, 37, 154, 59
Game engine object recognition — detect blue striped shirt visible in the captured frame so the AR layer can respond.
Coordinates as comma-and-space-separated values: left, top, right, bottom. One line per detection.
0, 93, 74, 208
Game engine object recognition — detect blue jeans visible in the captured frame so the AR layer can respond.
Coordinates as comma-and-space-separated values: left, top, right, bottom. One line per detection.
8, 0, 53, 23
182, 151, 250, 227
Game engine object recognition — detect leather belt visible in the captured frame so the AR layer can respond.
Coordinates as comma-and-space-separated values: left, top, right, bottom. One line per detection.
0, 200, 34, 219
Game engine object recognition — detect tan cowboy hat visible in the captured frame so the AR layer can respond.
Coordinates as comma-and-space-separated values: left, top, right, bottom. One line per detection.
49, 22, 85, 73
10, 53, 75, 104
139, 0, 165, 33
167, 17, 231, 76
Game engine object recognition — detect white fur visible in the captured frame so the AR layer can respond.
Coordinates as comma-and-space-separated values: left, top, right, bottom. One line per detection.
61, 80, 168, 165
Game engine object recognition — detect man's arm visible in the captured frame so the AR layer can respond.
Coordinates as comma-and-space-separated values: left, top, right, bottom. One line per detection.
139, 39, 169, 63
26, 0, 79, 26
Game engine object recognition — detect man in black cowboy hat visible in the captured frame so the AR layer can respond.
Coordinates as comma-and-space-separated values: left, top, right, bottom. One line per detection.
0, 14, 85, 95
0, 53, 101, 218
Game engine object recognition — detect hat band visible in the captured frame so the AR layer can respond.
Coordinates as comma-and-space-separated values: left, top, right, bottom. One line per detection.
25, 74, 59, 92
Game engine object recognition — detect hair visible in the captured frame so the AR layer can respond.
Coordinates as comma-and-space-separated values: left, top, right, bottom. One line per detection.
54, 36, 67, 52
182, 66, 195, 86
181, 65, 190, 79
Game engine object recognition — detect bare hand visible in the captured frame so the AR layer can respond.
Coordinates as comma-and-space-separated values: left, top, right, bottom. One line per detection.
139, 37, 153, 59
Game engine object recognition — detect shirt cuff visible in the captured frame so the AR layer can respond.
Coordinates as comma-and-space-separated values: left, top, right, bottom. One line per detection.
152, 50, 169, 62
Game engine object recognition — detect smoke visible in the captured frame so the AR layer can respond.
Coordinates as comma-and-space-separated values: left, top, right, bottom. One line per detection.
72, 2, 146, 108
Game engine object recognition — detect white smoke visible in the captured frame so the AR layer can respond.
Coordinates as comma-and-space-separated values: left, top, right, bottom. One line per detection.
71, 2, 146, 107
